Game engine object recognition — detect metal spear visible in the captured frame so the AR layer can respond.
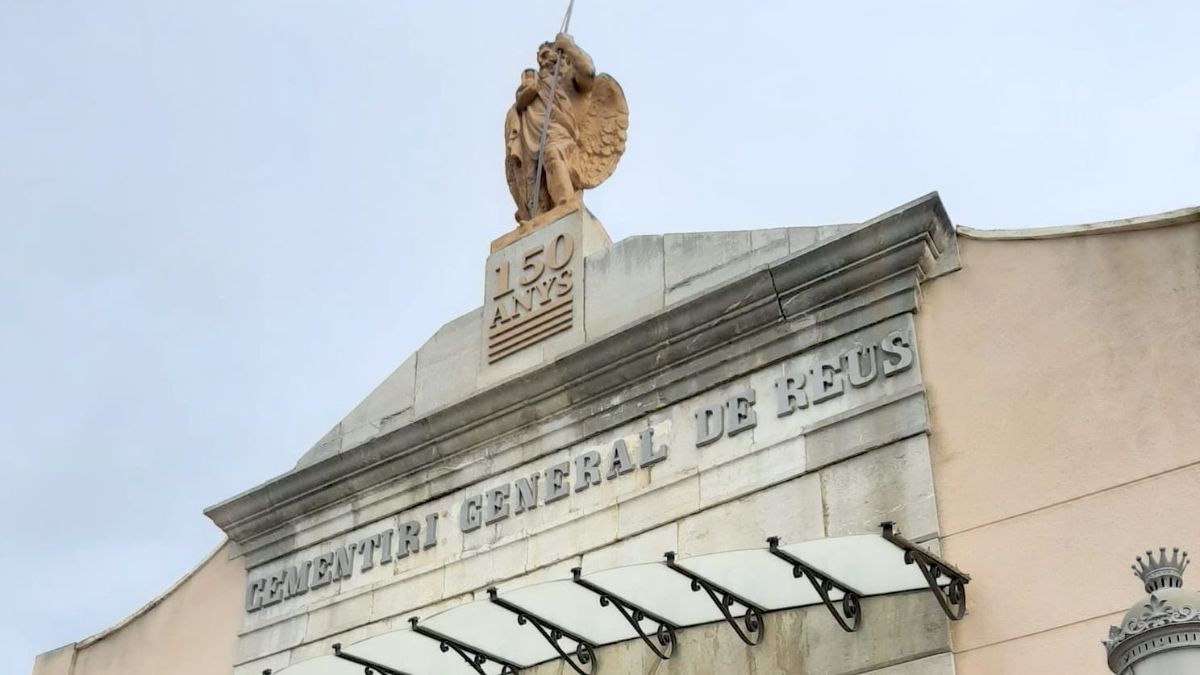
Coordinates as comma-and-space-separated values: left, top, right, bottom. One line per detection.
528, 0, 576, 219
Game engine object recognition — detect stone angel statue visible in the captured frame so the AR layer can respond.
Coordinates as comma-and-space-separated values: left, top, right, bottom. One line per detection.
505, 33, 629, 225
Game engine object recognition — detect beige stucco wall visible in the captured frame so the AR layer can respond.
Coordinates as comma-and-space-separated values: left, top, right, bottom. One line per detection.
917, 220, 1200, 674
31, 541, 245, 675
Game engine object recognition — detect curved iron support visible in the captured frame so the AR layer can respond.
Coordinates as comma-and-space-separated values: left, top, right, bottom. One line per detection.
570, 566, 678, 660
487, 588, 597, 675
409, 617, 520, 675
766, 536, 863, 632
881, 522, 970, 620
663, 551, 765, 646
332, 642, 413, 675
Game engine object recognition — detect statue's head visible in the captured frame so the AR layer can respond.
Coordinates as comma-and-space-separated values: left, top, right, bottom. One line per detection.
537, 42, 561, 71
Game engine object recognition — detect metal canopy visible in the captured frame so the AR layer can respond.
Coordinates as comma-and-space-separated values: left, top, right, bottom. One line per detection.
266, 523, 969, 675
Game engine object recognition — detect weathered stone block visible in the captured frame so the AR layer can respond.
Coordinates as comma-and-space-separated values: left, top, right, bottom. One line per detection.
787, 223, 857, 254
442, 539, 530, 599
581, 522, 678, 572
820, 436, 938, 540
236, 613, 308, 665
805, 390, 929, 472
696, 435, 807, 508
795, 591, 950, 674
232, 652, 289, 675
340, 354, 417, 452
663, 229, 792, 306
525, 508, 617, 570
862, 653, 954, 674
584, 235, 665, 339
664, 231, 751, 293
616, 474, 700, 540
302, 592, 373, 642
679, 475, 823, 556
287, 617, 393, 664
413, 308, 483, 417
368, 566, 447, 623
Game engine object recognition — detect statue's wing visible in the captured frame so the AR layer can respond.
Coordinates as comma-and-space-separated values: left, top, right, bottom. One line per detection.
573, 74, 629, 190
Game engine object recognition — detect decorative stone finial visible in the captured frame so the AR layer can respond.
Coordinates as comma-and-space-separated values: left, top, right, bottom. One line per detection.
1132, 547, 1190, 593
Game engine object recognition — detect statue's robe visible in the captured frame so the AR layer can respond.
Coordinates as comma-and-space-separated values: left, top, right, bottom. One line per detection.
508, 69, 579, 212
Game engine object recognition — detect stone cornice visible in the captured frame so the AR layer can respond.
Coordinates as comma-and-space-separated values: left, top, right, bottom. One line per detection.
204, 192, 957, 545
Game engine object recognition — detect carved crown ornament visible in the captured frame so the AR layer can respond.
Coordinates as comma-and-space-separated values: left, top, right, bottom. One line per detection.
1104, 548, 1200, 673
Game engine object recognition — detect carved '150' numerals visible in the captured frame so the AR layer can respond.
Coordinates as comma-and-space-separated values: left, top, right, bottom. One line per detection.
492, 233, 575, 299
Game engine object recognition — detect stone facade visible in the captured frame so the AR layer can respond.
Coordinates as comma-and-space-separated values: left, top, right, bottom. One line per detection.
203, 193, 958, 675
32, 200, 1200, 675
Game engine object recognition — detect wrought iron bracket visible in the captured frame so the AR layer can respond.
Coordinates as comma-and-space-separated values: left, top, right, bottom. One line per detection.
570, 566, 678, 660
409, 617, 521, 675
331, 642, 413, 675
487, 587, 597, 675
881, 522, 971, 620
766, 536, 863, 632
663, 551, 766, 646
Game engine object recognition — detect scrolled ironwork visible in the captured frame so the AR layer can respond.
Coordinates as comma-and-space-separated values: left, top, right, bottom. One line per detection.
881, 521, 971, 621
408, 617, 521, 675
663, 551, 766, 646
571, 567, 678, 659
487, 588, 597, 675
766, 536, 863, 632
331, 642, 413, 675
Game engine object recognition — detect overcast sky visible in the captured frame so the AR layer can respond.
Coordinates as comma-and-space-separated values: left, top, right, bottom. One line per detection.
2, 1, 1197, 671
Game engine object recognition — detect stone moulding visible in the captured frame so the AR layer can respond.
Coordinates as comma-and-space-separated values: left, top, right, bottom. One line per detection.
204, 192, 958, 547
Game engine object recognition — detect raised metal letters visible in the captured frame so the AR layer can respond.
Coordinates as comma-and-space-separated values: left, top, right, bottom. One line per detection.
773, 331, 914, 418
458, 427, 670, 535
725, 390, 758, 437
245, 511, 441, 613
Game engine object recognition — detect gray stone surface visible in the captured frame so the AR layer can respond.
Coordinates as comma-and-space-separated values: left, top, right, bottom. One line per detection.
862, 653, 955, 675
583, 235, 665, 339
788, 222, 857, 254
664, 230, 753, 303
342, 354, 416, 444
296, 354, 417, 466
235, 614, 307, 665
805, 389, 930, 471
821, 436, 938, 540
663, 226, 817, 306
412, 308, 482, 418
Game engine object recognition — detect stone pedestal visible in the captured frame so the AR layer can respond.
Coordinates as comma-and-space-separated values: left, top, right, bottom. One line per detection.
481, 206, 611, 383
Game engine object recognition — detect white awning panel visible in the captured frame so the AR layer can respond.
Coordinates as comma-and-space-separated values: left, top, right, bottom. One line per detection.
350, 630, 483, 675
